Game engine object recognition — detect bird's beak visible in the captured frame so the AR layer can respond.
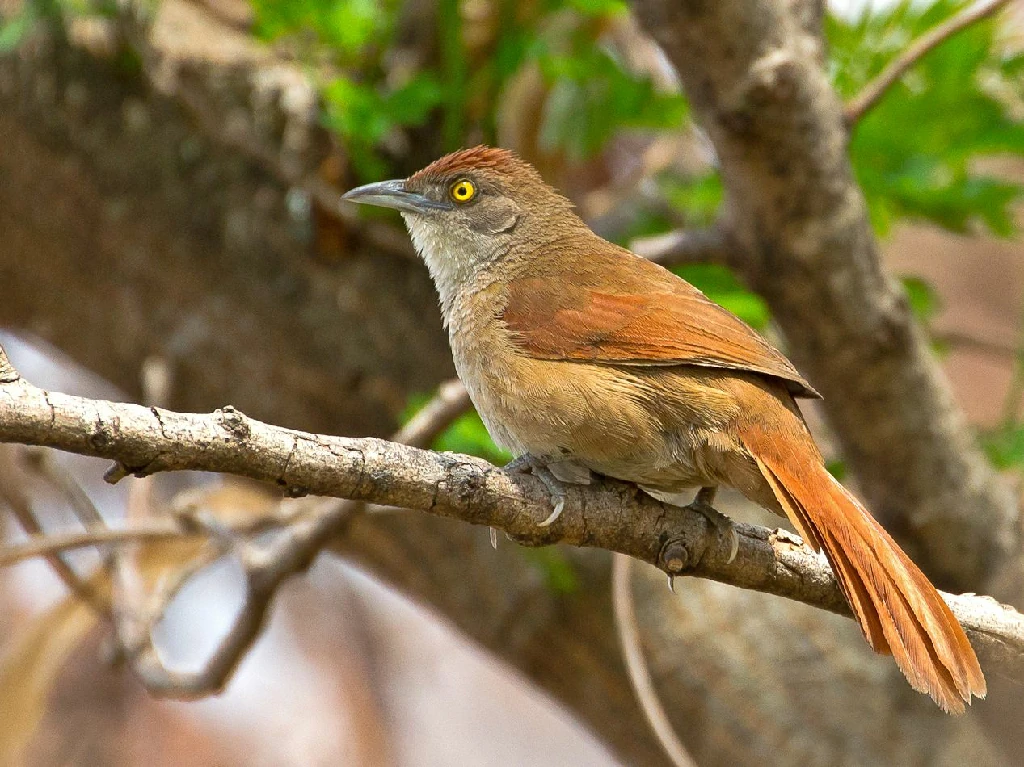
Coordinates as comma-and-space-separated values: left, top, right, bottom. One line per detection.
341, 179, 452, 214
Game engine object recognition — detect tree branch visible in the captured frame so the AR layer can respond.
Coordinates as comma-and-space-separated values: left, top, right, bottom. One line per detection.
0, 522, 193, 568
122, 500, 359, 698
630, 223, 734, 266
845, 0, 1016, 125
0, 369, 471, 699
2, 344, 1022, 680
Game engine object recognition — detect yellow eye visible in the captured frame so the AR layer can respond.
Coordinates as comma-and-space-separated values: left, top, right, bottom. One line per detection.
449, 179, 476, 203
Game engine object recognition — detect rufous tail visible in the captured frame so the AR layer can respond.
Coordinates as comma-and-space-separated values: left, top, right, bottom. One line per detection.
743, 429, 986, 713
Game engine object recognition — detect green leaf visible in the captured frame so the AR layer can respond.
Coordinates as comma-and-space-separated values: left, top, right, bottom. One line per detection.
661, 172, 724, 227
536, 46, 688, 159
433, 411, 512, 465
901, 276, 941, 323
825, 459, 848, 481
566, 0, 627, 17
401, 393, 511, 465
251, 0, 392, 59
0, 8, 35, 52
830, 0, 1024, 237
383, 74, 444, 125
321, 73, 442, 181
981, 426, 1024, 470
322, 77, 391, 142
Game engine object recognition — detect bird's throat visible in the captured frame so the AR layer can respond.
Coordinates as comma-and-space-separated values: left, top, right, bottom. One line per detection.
401, 212, 508, 327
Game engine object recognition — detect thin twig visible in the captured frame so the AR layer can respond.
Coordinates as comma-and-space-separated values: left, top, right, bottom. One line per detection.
123, 508, 358, 698
630, 224, 732, 266
1000, 306, 1024, 429
611, 553, 698, 767
0, 517, 289, 568
0, 349, 18, 383
0, 456, 108, 610
23, 449, 107, 529
392, 379, 470, 447
845, 0, 1016, 124
939, 331, 1017, 359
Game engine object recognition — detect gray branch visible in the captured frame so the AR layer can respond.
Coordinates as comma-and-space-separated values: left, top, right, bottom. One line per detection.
630, 224, 734, 266
1, 344, 1022, 679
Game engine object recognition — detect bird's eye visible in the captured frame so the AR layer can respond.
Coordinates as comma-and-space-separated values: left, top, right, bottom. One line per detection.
449, 179, 477, 204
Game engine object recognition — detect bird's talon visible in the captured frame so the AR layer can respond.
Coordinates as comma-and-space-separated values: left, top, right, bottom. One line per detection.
538, 497, 565, 527
506, 455, 571, 528
726, 534, 739, 564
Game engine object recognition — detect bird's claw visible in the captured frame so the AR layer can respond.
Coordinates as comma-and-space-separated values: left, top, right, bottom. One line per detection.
538, 496, 565, 527
505, 454, 569, 527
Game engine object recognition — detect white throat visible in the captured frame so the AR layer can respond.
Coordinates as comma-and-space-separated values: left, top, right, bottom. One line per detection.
402, 213, 480, 324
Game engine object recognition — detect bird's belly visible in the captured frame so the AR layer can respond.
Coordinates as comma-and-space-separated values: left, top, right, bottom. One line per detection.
455, 349, 736, 491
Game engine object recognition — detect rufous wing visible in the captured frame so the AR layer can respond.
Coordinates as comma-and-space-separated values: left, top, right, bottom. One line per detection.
499, 247, 819, 398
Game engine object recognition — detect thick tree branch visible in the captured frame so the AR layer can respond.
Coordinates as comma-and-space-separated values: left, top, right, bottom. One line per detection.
1, 345, 1022, 678
845, 0, 1016, 125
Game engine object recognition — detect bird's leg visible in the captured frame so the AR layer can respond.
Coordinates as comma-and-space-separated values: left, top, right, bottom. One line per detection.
683, 486, 739, 564
504, 454, 591, 527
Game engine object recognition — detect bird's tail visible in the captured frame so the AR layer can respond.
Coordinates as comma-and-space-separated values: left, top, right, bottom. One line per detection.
742, 428, 986, 713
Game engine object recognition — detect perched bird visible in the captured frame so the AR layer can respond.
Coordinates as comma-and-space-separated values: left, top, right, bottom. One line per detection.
343, 146, 986, 713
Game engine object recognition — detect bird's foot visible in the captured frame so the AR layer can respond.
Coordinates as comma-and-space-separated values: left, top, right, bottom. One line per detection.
505, 454, 589, 527
683, 487, 739, 564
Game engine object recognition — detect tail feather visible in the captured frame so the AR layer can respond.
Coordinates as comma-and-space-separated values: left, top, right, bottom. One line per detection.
745, 432, 986, 713
755, 457, 887, 652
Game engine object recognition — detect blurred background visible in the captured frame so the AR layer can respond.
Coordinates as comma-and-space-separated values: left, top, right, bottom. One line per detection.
0, 0, 1022, 765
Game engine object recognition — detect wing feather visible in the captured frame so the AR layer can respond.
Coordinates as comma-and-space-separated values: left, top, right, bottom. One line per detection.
499, 248, 819, 398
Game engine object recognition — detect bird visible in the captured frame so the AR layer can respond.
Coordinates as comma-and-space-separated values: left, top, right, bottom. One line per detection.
342, 145, 986, 713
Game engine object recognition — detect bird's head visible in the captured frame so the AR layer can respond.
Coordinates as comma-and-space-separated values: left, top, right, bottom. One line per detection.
342, 147, 580, 297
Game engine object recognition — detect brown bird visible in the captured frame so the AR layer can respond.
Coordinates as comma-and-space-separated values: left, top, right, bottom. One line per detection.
343, 146, 986, 713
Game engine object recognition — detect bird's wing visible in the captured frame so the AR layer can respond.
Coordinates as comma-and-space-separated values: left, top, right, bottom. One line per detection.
499, 249, 819, 399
